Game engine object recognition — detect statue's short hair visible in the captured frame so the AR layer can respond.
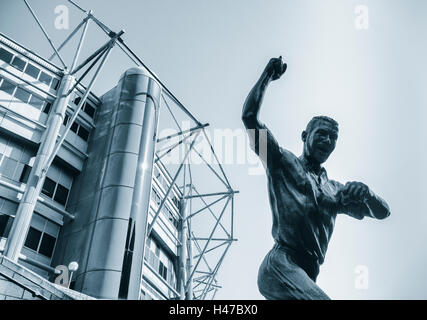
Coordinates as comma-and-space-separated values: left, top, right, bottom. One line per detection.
306, 116, 339, 134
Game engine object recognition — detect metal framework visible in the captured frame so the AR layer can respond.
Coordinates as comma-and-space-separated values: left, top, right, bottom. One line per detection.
3, 0, 237, 300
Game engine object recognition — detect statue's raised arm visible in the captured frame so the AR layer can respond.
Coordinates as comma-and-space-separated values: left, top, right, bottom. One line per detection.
242, 57, 287, 169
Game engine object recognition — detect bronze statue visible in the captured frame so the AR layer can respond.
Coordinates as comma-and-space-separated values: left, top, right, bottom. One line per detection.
242, 57, 391, 300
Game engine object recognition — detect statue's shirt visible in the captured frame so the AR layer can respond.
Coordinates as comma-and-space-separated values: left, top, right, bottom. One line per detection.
249, 124, 366, 267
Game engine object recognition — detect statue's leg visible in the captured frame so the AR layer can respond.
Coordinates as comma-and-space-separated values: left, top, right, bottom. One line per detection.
257, 246, 330, 300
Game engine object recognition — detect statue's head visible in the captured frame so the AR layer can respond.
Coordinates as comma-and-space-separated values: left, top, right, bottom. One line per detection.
301, 116, 339, 165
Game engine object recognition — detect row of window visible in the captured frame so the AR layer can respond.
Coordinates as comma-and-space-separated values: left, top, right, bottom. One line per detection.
0, 214, 57, 258
151, 187, 179, 229
73, 96, 96, 119
0, 76, 51, 113
0, 47, 98, 121
19, 165, 70, 206
153, 166, 180, 207
141, 279, 166, 300
63, 114, 90, 142
145, 236, 177, 289
0, 47, 60, 91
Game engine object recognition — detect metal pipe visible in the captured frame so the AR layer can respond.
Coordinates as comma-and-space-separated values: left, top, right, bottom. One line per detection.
42, 40, 115, 175
184, 190, 238, 199
23, 0, 67, 69
70, 12, 92, 72
156, 123, 209, 143
187, 196, 231, 285
147, 131, 201, 237
48, 16, 88, 61
177, 198, 188, 299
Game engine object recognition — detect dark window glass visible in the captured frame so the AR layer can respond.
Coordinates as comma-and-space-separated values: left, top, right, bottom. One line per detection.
14, 87, 31, 103
24, 63, 40, 79
42, 177, 56, 198
38, 233, 56, 257
0, 79, 16, 95
19, 164, 31, 183
29, 95, 44, 109
0, 47, 13, 63
77, 126, 89, 141
11, 56, 26, 71
43, 102, 52, 114
63, 114, 69, 126
84, 103, 96, 118
24, 227, 42, 251
53, 183, 69, 206
74, 96, 81, 105
70, 122, 78, 133
0, 215, 13, 238
39, 72, 52, 86
159, 262, 167, 280
51, 78, 60, 90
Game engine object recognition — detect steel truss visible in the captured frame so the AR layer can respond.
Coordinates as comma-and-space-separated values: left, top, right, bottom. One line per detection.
4, 0, 237, 300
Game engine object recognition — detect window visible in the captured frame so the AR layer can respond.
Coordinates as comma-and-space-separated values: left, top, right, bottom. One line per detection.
63, 114, 69, 126
0, 79, 16, 95
159, 261, 168, 281
43, 102, 52, 114
14, 87, 31, 103
0, 214, 13, 238
74, 96, 96, 119
51, 78, 60, 90
77, 126, 90, 141
84, 103, 96, 118
42, 177, 56, 198
0, 47, 13, 64
29, 95, 44, 109
41, 176, 71, 206
38, 233, 56, 257
24, 63, 40, 79
0, 156, 18, 180
63, 114, 90, 141
19, 164, 31, 183
24, 227, 42, 251
70, 122, 78, 133
11, 56, 26, 71
53, 183, 69, 206
39, 71, 52, 86
24, 224, 57, 258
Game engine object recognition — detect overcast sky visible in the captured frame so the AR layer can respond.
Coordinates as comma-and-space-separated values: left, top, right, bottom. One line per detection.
1, 0, 427, 299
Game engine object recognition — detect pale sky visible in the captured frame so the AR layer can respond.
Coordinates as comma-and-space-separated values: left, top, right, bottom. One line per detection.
1, 0, 427, 299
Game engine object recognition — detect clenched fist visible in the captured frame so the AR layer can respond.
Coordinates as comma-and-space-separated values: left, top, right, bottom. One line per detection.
264, 56, 287, 81
338, 181, 373, 205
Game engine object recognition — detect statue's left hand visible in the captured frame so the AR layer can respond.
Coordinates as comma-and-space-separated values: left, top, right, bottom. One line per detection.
338, 181, 373, 205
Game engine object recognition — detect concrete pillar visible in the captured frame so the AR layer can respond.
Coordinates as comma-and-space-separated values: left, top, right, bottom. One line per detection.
4, 73, 75, 262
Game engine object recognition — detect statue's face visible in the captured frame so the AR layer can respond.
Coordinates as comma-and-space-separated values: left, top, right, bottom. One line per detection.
303, 121, 338, 164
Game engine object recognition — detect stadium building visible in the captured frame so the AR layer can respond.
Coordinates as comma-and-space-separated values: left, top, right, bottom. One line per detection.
0, 3, 236, 301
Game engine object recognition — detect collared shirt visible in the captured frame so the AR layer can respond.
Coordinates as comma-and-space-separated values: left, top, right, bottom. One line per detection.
249, 123, 367, 267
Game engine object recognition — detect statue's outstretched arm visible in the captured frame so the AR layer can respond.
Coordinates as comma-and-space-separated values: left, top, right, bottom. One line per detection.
337, 181, 391, 220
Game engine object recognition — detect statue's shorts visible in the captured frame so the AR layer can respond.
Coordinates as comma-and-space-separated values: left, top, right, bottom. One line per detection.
257, 243, 330, 300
